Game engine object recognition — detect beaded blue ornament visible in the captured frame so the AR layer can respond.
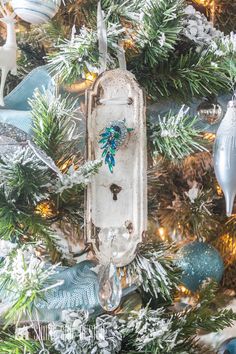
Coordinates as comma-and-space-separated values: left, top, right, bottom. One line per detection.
177, 241, 224, 292
99, 120, 133, 173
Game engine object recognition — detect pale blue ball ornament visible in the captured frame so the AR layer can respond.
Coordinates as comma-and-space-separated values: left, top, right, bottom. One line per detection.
177, 241, 224, 292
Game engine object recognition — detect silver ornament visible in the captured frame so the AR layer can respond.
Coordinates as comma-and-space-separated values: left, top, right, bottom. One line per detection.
0, 122, 28, 155
214, 100, 236, 216
197, 99, 223, 125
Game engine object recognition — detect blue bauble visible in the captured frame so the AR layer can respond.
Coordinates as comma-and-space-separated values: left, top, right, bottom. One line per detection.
177, 241, 224, 292
218, 338, 236, 354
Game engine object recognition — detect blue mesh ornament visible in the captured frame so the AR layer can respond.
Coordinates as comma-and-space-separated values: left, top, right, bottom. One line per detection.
218, 338, 236, 354
177, 241, 224, 292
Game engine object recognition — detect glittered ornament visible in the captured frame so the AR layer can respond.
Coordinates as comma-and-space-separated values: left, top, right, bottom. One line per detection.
0, 122, 27, 155
214, 100, 236, 216
177, 241, 224, 292
218, 337, 236, 354
197, 98, 223, 125
11, 0, 61, 25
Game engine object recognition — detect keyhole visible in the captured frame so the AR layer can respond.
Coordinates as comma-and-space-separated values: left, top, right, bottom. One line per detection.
110, 184, 122, 201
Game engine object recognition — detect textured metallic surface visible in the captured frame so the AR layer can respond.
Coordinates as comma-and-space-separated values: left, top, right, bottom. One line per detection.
177, 242, 224, 292
0, 122, 28, 142
0, 123, 28, 155
214, 102, 236, 216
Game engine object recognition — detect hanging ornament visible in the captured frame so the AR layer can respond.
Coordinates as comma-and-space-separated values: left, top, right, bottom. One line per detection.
214, 100, 236, 216
0, 122, 27, 155
177, 241, 224, 292
98, 262, 122, 312
11, 0, 61, 25
36, 261, 100, 321
218, 337, 236, 354
197, 98, 223, 125
99, 119, 133, 173
0, 3, 17, 107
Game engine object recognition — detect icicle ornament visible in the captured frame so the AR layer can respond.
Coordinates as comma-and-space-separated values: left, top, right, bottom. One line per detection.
98, 262, 122, 312
214, 100, 236, 216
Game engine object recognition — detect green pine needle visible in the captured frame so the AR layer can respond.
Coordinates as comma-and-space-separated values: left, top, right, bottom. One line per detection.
148, 109, 207, 161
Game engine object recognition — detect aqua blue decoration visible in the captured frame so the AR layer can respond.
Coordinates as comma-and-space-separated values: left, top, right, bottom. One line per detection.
218, 338, 236, 354
0, 66, 54, 135
177, 241, 224, 292
99, 119, 133, 173
34, 260, 137, 321
36, 261, 100, 321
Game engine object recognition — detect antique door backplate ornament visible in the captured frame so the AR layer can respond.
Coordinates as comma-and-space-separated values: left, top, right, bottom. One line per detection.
85, 69, 147, 310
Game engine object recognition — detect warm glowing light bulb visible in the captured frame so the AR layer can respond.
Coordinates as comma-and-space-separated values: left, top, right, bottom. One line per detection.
203, 132, 216, 142
85, 72, 98, 82
216, 184, 223, 196
158, 227, 166, 241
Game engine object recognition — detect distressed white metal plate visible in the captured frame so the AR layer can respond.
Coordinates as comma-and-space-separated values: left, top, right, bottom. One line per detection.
85, 69, 147, 267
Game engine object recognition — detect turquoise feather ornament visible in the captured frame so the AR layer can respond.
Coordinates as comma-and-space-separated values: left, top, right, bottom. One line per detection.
99, 119, 133, 173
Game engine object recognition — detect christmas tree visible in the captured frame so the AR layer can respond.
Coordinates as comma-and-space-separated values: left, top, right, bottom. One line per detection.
0, 0, 236, 353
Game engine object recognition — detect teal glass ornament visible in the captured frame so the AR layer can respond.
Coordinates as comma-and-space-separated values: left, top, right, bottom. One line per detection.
98, 262, 122, 311
218, 338, 236, 354
177, 241, 224, 292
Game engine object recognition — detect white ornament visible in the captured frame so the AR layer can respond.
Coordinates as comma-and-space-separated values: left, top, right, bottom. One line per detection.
0, 3, 17, 107
11, 0, 61, 25
86, 69, 147, 268
214, 100, 236, 216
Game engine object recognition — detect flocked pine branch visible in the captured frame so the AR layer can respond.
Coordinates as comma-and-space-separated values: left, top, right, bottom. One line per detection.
148, 106, 207, 161
0, 245, 60, 325
132, 48, 234, 101
49, 310, 122, 354
47, 27, 99, 84
30, 89, 80, 165
0, 147, 52, 207
134, 0, 184, 67
101, 0, 143, 24
0, 332, 41, 354
125, 242, 180, 301
56, 159, 102, 193
47, 22, 124, 84
158, 185, 219, 239
121, 281, 236, 354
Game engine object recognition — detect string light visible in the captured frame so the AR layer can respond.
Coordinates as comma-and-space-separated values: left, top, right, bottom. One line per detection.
202, 132, 216, 142
179, 285, 191, 295
35, 200, 58, 219
85, 72, 98, 82
216, 183, 223, 196
157, 227, 166, 241
64, 72, 97, 94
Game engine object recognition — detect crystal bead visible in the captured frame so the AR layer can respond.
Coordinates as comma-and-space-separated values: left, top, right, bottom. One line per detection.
98, 262, 122, 311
